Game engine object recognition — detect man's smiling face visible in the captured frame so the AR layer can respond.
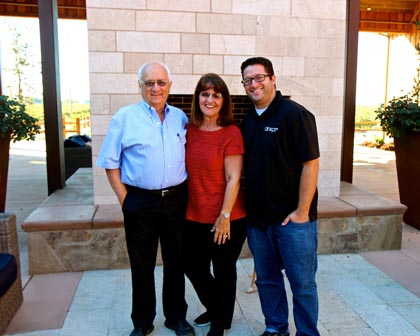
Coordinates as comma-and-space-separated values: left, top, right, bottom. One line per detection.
242, 64, 276, 109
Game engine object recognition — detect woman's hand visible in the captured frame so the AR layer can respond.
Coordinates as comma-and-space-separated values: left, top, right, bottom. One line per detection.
211, 214, 230, 245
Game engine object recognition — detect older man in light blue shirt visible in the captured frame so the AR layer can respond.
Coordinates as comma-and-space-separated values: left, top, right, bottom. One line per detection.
97, 62, 194, 336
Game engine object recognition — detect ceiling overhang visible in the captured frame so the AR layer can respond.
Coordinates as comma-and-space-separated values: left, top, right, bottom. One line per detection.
0, 0, 86, 19
1, 1, 420, 34
360, 0, 420, 33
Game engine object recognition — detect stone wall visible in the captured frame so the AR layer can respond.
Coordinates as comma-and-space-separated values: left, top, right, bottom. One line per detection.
87, 0, 347, 205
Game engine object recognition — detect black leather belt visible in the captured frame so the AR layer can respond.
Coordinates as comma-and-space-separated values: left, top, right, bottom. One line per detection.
126, 181, 186, 197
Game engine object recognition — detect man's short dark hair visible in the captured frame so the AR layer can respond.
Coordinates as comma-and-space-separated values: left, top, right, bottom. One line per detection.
240, 57, 275, 77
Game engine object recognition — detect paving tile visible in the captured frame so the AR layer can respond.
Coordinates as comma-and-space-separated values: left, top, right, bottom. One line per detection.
391, 303, 420, 330
5, 272, 82, 335
5, 143, 420, 336
69, 269, 120, 312
353, 304, 420, 336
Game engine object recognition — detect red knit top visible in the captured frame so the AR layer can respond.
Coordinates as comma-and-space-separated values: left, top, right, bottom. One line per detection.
186, 124, 246, 224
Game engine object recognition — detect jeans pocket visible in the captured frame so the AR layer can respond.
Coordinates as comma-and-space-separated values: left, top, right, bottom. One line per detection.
289, 218, 310, 226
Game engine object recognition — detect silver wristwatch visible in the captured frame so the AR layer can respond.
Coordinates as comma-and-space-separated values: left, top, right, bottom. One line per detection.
221, 211, 230, 219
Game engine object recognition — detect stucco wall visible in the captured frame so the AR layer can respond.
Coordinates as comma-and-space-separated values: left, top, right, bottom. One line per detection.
87, 0, 347, 205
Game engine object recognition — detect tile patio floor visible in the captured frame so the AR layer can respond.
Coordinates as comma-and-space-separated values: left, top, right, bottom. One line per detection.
4, 140, 420, 336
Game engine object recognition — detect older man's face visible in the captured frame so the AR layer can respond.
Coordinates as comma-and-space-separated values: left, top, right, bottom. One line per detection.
140, 63, 172, 111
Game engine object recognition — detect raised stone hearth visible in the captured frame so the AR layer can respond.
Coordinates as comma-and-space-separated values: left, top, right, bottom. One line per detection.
21, 169, 406, 275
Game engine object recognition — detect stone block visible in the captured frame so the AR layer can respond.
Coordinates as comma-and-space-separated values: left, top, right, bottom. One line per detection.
90, 73, 138, 94
93, 205, 123, 229
197, 13, 242, 34
136, 11, 195, 32
318, 19, 347, 38
181, 33, 210, 54
210, 0, 232, 14
117, 32, 180, 53
87, 8, 135, 30
232, 0, 290, 15
90, 114, 112, 135
88, 30, 116, 52
88, 0, 145, 9
89, 52, 124, 73
164, 54, 193, 74
193, 55, 223, 74
282, 57, 305, 77
146, 0, 209, 12
291, 0, 346, 19
358, 215, 403, 251
242, 15, 270, 35
90, 94, 110, 115
269, 17, 319, 37
224, 55, 248, 75
27, 229, 129, 274
210, 35, 255, 55
124, 53, 163, 73
340, 195, 407, 217
305, 57, 345, 78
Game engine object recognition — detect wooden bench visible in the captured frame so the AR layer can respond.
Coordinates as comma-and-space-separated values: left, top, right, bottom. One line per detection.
21, 169, 407, 275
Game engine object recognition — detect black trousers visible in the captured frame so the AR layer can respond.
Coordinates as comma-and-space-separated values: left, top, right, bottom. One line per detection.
184, 218, 247, 329
122, 182, 188, 329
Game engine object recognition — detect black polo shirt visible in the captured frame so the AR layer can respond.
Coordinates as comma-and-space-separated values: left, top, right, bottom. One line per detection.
241, 91, 320, 227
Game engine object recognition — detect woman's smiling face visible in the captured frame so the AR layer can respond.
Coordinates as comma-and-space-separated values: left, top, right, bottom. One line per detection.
199, 88, 224, 120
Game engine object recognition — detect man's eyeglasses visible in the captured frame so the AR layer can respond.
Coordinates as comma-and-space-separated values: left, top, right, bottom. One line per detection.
140, 80, 169, 88
199, 92, 223, 100
241, 74, 270, 86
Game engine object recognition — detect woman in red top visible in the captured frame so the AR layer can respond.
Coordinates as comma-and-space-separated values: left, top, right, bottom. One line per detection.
184, 73, 247, 336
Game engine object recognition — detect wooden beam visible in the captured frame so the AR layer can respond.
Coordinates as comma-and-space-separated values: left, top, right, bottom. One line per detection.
38, 0, 66, 194
0, 1, 86, 19
410, 1, 420, 23
341, 0, 360, 183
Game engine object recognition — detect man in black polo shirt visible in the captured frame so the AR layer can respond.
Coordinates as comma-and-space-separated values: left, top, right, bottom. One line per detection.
240, 57, 320, 336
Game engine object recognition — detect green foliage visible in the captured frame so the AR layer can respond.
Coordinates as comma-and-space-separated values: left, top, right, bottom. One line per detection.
376, 54, 420, 138
0, 95, 41, 142
374, 135, 385, 146
356, 105, 380, 122
26, 103, 90, 122
376, 94, 420, 138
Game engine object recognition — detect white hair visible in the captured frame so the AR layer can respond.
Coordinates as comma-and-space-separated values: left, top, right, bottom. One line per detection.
137, 61, 171, 81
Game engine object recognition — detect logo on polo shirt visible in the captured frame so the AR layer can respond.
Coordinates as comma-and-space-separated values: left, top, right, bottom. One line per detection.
264, 126, 279, 133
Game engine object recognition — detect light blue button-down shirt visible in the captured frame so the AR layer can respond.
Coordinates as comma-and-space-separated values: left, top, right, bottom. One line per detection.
96, 99, 188, 190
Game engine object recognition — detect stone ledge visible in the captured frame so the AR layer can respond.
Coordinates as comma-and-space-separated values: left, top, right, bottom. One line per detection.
22, 205, 97, 232
20, 169, 407, 274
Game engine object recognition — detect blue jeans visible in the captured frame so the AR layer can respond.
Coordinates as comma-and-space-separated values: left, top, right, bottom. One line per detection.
247, 220, 320, 336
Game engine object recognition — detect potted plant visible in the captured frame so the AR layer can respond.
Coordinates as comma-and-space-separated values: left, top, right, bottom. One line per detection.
0, 95, 40, 212
375, 60, 420, 229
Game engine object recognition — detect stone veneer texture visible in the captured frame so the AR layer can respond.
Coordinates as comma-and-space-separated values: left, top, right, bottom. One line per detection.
87, 0, 347, 205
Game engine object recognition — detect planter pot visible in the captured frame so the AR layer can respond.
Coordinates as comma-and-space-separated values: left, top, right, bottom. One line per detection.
0, 137, 11, 212
394, 132, 420, 229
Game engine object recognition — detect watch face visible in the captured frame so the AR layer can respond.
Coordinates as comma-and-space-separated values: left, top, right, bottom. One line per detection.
223, 213, 230, 219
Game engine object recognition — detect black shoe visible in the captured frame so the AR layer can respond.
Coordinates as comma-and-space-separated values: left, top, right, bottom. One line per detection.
194, 311, 211, 327
129, 324, 154, 336
164, 320, 195, 336
207, 325, 224, 336
260, 331, 290, 336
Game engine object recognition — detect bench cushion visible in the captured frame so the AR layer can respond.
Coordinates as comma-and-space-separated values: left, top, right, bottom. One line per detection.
0, 253, 18, 297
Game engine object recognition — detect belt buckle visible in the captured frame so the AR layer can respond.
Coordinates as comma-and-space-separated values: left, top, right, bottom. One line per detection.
161, 189, 170, 197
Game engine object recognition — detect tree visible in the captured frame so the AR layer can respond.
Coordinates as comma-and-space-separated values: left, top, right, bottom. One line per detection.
7, 25, 37, 105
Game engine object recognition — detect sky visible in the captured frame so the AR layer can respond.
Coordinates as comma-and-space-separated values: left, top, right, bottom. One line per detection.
356, 32, 418, 106
0, 16, 90, 102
